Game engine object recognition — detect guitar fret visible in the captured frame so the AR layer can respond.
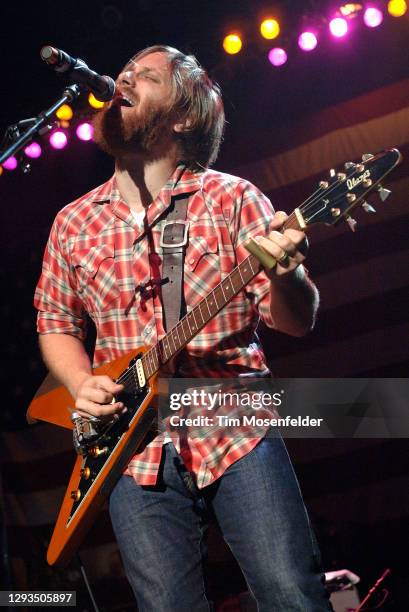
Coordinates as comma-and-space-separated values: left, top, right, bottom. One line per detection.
161, 337, 170, 362
198, 302, 205, 324
173, 328, 180, 351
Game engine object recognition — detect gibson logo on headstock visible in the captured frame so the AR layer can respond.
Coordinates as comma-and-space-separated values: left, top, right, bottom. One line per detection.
346, 169, 370, 190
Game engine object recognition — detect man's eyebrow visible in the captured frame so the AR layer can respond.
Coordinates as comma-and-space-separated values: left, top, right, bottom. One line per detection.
124, 60, 163, 76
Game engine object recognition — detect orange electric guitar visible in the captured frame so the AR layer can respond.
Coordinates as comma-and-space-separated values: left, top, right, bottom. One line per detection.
28, 148, 401, 566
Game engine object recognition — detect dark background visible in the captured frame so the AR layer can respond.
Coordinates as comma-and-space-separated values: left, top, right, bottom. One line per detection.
1, 1, 408, 610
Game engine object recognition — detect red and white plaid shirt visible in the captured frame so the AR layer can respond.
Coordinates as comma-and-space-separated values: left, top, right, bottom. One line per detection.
35, 163, 279, 488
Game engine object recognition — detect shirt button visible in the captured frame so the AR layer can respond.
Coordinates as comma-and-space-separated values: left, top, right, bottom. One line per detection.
144, 326, 152, 336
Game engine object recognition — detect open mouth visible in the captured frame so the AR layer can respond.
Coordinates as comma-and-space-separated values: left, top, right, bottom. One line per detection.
116, 94, 135, 107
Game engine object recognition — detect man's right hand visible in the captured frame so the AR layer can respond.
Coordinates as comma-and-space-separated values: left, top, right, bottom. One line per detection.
74, 375, 125, 419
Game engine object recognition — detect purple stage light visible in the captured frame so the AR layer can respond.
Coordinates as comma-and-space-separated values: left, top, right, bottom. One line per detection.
363, 7, 384, 27
24, 142, 42, 159
298, 31, 318, 51
268, 47, 288, 66
329, 17, 348, 37
76, 123, 94, 141
3, 156, 18, 170
49, 131, 68, 150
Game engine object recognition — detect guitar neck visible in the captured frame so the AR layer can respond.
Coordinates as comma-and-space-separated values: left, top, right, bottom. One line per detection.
140, 211, 302, 379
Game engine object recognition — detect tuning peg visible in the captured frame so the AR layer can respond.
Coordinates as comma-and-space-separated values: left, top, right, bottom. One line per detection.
346, 216, 358, 232
378, 185, 391, 201
344, 161, 356, 170
362, 153, 374, 162
329, 168, 336, 177
362, 201, 376, 214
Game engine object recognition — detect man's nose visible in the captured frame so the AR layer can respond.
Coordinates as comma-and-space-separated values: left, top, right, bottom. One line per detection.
117, 70, 134, 86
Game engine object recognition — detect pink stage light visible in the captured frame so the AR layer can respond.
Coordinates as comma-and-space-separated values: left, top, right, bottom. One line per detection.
49, 130, 68, 150
24, 142, 42, 159
363, 7, 384, 27
3, 156, 18, 170
329, 17, 348, 37
76, 123, 94, 141
268, 47, 288, 67
298, 31, 318, 51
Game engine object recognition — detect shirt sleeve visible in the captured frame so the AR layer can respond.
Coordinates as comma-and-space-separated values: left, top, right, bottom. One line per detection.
34, 215, 87, 339
229, 180, 277, 329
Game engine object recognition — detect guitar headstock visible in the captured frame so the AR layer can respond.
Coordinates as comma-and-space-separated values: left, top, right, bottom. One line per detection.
300, 148, 402, 231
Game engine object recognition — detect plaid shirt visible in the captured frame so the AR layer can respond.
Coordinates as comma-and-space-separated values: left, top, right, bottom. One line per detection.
35, 163, 278, 488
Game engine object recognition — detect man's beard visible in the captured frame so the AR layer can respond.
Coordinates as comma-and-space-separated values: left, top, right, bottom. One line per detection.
92, 99, 174, 159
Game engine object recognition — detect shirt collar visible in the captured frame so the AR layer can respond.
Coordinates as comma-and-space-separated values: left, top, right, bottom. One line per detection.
89, 163, 203, 205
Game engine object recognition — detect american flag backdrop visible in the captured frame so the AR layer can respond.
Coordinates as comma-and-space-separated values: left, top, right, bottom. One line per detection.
1, 77, 409, 610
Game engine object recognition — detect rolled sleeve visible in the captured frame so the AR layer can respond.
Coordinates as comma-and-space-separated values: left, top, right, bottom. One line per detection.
34, 218, 87, 340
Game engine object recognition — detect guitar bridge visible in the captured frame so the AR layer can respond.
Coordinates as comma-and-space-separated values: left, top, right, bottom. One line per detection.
71, 411, 116, 455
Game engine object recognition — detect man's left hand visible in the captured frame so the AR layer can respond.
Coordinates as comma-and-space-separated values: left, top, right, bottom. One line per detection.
254, 211, 309, 277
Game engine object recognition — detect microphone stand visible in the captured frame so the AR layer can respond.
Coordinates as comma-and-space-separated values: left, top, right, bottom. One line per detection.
0, 84, 81, 168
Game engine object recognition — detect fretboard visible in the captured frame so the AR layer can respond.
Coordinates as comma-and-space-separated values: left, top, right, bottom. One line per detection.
139, 212, 301, 379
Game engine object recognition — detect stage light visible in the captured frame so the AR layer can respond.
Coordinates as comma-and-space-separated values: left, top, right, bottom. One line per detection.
76, 123, 94, 141
3, 156, 18, 170
223, 34, 243, 54
49, 131, 68, 150
260, 18, 280, 40
339, 3, 363, 17
0, 166, 3, 176
88, 93, 105, 109
24, 142, 42, 159
363, 7, 384, 27
298, 32, 318, 51
56, 104, 73, 121
388, 0, 407, 16
329, 17, 348, 37
268, 47, 288, 67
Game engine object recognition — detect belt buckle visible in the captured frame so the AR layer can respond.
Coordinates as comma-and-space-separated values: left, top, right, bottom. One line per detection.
159, 220, 190, 248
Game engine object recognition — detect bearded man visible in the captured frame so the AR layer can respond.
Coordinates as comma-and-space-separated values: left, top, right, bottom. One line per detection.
34, 45, 332, 611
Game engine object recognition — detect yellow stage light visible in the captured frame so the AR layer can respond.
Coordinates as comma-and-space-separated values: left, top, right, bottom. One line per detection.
223, 34, 243, 55
88, 93, 106, 109
56, 104, 73, 121
388, 0, 407, 16
260, 18, 280, 40
0, 166, 3, 176
339, 3, 362, 17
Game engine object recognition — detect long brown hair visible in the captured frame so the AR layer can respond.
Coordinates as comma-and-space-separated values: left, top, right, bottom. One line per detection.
127, 45, 225, 168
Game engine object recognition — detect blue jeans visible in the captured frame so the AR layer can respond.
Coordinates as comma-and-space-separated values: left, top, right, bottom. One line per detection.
109, 435, 332, 611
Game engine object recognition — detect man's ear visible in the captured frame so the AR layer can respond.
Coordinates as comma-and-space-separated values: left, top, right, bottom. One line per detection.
173, 118, 193, 133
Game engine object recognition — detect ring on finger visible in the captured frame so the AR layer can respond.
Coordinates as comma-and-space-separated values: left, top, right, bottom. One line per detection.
277, 250, 290, 265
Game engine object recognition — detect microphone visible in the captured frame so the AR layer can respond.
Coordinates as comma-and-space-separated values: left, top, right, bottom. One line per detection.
40, 46, 116, 102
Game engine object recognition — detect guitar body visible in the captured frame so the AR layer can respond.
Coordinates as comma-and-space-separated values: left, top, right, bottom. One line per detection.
27, 346, 159, 566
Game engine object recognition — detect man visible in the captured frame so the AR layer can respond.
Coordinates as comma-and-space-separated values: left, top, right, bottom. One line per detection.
35, 46, 332, 611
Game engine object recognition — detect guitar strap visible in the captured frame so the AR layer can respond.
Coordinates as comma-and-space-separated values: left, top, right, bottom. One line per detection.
159, 195, 190, 332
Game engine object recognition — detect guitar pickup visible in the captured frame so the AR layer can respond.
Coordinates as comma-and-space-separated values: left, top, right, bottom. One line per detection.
136, 358, 146, 388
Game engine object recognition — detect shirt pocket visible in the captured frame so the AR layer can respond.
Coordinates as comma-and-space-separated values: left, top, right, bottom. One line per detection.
184, 234, 220, 301
71, 244, 119, 312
